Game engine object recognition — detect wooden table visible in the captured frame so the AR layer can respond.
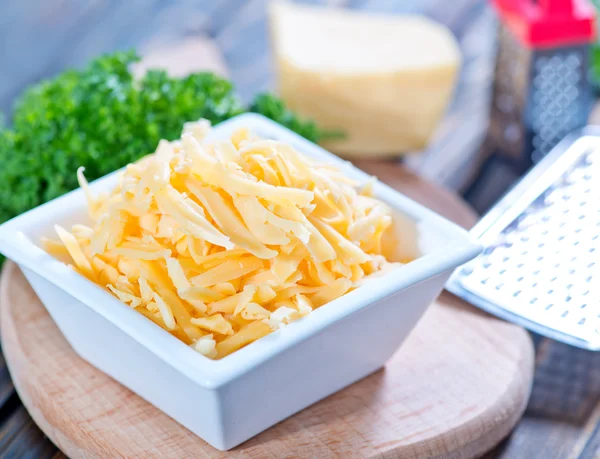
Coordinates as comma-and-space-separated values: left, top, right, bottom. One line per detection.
0, 1, 599, 458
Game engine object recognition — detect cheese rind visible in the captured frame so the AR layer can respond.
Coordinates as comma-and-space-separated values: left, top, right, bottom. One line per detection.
269, 1, 461, 157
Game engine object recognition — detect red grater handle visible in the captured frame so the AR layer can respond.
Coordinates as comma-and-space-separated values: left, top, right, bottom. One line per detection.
539, 0, 573, 15
493, 0, 596, 47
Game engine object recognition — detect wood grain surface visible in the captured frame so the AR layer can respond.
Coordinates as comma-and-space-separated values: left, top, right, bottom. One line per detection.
0, 169, 534, 458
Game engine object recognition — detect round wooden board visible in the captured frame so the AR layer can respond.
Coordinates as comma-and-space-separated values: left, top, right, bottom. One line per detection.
0, 165, 534, 459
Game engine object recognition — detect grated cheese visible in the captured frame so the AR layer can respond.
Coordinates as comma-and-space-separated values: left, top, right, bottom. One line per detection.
44, 119, 412, 359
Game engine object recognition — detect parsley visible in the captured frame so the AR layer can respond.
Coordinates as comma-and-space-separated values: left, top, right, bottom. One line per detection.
0, 50, 327, 224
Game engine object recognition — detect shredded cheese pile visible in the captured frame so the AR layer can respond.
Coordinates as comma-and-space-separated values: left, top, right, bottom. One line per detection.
44, 120, 407, 359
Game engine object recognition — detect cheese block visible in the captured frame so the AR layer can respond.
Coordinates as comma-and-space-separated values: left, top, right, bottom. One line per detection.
269, 1, 461, 157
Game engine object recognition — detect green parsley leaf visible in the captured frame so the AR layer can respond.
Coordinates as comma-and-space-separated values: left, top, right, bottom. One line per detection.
0, 50, 330, 225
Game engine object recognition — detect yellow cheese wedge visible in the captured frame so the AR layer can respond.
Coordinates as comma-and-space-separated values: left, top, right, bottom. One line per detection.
269, 1, 461, 157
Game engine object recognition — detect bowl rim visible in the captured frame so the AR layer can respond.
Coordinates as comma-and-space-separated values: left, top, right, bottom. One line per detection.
0, 113, 482, 389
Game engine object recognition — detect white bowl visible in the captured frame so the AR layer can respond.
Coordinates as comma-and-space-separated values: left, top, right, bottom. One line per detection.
0, 114, 481, 450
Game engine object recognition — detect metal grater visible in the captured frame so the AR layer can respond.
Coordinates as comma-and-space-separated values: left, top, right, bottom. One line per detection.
490, 28, 591, 166
447, 127, 600, 349
489, 0, 595, 168
464, 0, 596, 212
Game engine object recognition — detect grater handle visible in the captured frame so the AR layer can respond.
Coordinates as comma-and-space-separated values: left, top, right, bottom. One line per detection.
492, 0, 595, 47
539, 0, 573, 15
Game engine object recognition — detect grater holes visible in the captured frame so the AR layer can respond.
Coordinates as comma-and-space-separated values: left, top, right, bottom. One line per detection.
452, 139, 600, 347
530, 50, 586, 161
461, 266, 474, 276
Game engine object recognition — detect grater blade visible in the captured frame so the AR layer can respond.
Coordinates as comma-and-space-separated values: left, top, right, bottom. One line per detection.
447, 127, 600, 349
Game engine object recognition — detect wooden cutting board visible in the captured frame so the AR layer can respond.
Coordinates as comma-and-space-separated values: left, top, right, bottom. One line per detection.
0, 162, 534, 459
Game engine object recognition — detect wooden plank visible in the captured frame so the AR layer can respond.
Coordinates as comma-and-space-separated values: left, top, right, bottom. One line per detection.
0, 0, 116, 114
208, 0, 258, 37
0, 352, 15, 410
487, 394, 600, 458
483, 337, 600, 458
527, 340, 600, 422
578, 411, 600, 459
0, 0, 212, 116
134, 36, 229, 78
404, 3, 495, 190
0, 403, 59, 458
352, 0, 433, 14
212, 0, 273, 100
485, 417, 588, 458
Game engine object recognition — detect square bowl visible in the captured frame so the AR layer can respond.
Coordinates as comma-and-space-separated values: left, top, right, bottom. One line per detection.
0, 114, 481, 450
